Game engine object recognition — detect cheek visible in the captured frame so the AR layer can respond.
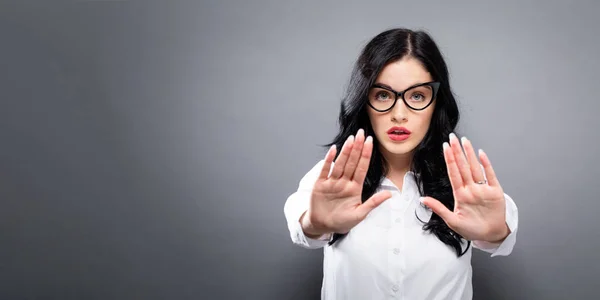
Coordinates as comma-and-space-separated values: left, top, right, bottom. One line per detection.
367, 111, 381, 130
369, 116, 388, 139
417, 113, 434, 135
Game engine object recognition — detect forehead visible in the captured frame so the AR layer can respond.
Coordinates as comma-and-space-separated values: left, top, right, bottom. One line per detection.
375, 57, 433, 91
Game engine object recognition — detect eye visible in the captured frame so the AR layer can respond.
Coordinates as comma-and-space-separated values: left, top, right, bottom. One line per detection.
375, 91, 392, 101
410, 93, 425, 101
406, 86, 433, 103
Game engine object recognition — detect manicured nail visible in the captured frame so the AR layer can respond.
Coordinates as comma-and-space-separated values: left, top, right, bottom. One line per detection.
365, 136, 372, 143
449, 133, 457, 141
342, 136, 351, 148
461, 136, 468, 144
357, 128, 364, 136
443, 142, 449, 149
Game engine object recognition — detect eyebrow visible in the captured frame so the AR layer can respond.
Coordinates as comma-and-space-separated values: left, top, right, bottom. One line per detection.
374, 83, 394, 90
374, 81, 431, 91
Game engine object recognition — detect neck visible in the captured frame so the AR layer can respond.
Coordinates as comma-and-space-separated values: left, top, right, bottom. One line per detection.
381, 148, 414, 189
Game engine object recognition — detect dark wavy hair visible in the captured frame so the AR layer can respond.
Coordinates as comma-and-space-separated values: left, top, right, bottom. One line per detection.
325, 28, 470, 257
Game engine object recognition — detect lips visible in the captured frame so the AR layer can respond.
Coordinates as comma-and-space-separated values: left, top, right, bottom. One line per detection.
387, 127, 411, 135
387, 126, 411, 141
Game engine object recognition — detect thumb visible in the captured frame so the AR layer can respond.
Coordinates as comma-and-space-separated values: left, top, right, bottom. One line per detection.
356, 190, 392, 220
420, 196, 457, 228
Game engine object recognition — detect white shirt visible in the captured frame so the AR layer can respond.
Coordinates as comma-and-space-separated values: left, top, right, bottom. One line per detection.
284, 160, 519, 300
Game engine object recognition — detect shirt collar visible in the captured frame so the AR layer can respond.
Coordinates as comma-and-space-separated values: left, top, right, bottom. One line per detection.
380, 171, 418, 191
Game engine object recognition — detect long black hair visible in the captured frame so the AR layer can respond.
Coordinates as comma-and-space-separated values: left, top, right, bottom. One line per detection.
325, 28, 470, 257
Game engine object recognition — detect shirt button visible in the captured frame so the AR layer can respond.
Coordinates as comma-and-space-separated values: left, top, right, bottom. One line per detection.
392, 284, 399, 292
393, 248, 400, 255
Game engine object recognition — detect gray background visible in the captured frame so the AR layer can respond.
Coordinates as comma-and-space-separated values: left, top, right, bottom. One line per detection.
1, 1, 598, 299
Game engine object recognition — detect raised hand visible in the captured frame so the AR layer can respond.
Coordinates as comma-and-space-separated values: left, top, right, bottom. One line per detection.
301, 129, 393, 236
421, 133, 510, 243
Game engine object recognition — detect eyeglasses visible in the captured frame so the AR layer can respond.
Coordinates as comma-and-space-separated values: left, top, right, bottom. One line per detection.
367, 81, 440, 112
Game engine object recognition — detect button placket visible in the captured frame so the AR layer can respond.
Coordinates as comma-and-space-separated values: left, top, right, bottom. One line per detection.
389, 189, 404, 211
401, 215, 407, 298
388, 203, 405, 299
386, 208, 402, 298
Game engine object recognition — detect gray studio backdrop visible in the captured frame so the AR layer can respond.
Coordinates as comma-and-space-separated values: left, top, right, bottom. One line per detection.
1, 1, 598, 299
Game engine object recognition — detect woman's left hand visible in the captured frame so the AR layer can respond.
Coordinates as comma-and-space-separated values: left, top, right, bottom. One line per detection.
421, 133, 510, 243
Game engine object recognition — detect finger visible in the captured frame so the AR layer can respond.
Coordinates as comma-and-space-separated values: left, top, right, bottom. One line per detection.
343, 129, 365, 179
318, 144, 337, 180
351, 135, 373, 184
420, 196, 458, 228
450, 133, 474, 185
355, 190, 392, 220
443, 142, 463, 188
460, 137, 485, 183
478, 149, 500, 187
329, 135, 354, 178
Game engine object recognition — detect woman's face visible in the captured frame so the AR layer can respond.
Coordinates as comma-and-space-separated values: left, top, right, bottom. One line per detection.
366, 56, 436, 159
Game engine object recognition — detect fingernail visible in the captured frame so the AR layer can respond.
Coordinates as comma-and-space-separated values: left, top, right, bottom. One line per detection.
347, 135, 354, 142
443, 142, 449, 149
357, 128, 364, 136
461, 136, 468, 144
449, 133, 457, 141
365, 136, 372, 143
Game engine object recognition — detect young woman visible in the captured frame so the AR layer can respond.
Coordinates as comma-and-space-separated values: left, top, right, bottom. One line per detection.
283, 28, 519, 300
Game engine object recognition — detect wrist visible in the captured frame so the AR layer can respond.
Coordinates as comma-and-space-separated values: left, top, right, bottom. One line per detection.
486, 223, 510, 244
300, 211, 329, 238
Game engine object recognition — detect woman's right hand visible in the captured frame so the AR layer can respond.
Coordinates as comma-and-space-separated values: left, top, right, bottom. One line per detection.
301, 129, 393, 237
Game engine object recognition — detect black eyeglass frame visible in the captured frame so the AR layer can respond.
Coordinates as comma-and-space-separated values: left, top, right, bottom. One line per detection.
367, 81, 441, 112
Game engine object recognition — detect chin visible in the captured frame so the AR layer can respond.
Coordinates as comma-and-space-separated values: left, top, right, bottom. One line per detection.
389, 148, 415, 156
379, 141, 418, 156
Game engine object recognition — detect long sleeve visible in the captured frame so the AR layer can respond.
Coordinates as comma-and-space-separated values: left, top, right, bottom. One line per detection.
283, 160, 333, 249
472, 193, 519, 257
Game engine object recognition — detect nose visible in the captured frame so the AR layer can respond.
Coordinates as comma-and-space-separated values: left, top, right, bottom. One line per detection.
391, 97, 409, 122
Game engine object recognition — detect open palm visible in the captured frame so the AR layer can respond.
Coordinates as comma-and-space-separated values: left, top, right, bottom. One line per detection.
302, 129, 392, 236
421, 134, 510, 243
